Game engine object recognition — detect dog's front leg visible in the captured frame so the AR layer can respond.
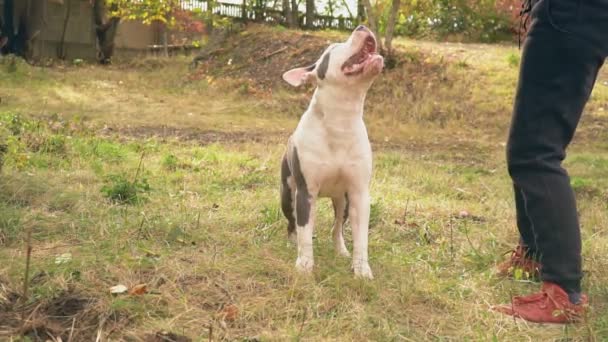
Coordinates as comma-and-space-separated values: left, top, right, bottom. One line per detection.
295, 188, 316, 274
348, 190, 373, 279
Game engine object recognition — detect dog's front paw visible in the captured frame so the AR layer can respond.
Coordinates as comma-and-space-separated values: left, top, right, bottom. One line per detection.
295, 257, 314, 274
352, 261, 373, 279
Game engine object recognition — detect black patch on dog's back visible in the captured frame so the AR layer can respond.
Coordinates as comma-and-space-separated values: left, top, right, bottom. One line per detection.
317, 52, 330, 80
292, 147, 311, 227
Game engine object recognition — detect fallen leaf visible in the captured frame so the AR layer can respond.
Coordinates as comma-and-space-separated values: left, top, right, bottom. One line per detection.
142, 248, 160, 258
129, 283, 148, 295
222, 304, 239, 322
54, 253, 72, 265
110, 284, 128, 294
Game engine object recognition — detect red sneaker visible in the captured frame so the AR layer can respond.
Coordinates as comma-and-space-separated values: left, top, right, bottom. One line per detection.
496, 244, 541, 280
493, 282, 588, 324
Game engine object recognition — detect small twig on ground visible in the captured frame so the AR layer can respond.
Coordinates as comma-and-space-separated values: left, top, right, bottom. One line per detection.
297, 308, 308, 339
212, 244, 219, 266
261, 46, 288, 60
19, 302, 44, 336
214, 281, 234, 302
20, 226, 33, 332
136, 215, 145, 239
462, 220, 481, 257
68, 316, 76, 342
36, 242, 84, 251
208, 325, 213, 342
293, 33, 312, 46
449, 217, 454, 262
133, 151, 146, 184
95, 314, 107, 342
403, 198, 410, 222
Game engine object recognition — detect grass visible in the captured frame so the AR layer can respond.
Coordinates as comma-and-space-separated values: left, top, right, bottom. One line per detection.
1, 25, 608, 340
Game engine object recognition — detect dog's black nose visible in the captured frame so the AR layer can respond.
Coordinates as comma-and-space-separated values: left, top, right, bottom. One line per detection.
355, 25, 368, 32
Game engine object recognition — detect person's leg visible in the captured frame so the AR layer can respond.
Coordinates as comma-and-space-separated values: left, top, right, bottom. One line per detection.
507, 0, 607, 297
513, 184, 537, 256
494, 184, 541, 279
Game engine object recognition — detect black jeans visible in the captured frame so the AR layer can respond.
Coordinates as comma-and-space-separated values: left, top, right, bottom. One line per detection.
507, 0, 608, 294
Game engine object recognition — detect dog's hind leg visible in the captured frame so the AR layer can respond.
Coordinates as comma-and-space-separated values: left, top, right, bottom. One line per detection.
331, 193, 350, 257
280, 154, 296, 244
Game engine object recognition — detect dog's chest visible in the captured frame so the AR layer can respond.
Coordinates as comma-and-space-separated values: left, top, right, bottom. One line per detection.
294, 115, 371, 196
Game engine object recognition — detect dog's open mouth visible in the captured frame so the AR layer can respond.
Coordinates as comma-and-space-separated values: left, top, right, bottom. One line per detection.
342, 36, 378, 76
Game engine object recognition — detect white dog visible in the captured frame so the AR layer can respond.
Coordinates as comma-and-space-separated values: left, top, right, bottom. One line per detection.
280, 25, 384, 278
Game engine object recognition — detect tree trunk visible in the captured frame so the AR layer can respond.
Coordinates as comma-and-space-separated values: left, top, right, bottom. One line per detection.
58, 0, 73, 59
207, 0, 214, 31
92, 0, 121, 64
362, 0, 382, 53
1, 0, 15, 55
282, 0, 292, 27
290, 0, 299, 27
2, 0, 46, 61
305, 0, 314, 29
384, 0, 400, 58
161, 24, 169, 58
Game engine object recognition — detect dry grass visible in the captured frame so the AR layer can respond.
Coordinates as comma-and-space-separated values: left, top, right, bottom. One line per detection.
0, 24, 607, 340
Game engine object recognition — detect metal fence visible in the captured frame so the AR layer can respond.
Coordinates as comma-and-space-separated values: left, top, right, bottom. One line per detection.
178, 0, 359, 30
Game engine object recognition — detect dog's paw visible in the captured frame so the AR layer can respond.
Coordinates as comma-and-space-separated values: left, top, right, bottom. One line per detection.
295, 257, 314, 274
352, 262, 373, 279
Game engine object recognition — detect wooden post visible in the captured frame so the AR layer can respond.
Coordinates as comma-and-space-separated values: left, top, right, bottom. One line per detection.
357, 0, 365, 24
290, 0, 298, 27
282, 0, 291, 26
242, 0, 247, 20
206, 0, 214, 31
305, 0, 314, 29
58, 0, 73, 59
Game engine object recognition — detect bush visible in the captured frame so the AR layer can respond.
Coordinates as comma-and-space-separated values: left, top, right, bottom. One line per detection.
379, 0, 515, 42
162, 154, 179, 171
101, 174, 151, 205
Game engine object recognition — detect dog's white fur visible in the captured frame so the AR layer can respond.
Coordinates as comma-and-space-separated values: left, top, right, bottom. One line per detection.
281, 26, 383, 278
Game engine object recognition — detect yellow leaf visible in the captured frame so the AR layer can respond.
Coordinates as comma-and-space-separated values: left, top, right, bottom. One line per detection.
128, 283, 148, 295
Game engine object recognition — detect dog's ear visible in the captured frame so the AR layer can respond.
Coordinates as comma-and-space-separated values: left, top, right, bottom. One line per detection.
282, 64, 316, 87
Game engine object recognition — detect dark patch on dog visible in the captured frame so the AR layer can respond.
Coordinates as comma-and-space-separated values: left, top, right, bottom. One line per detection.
343, 193, 349, 221
292, 147, 311, 227
317, 52, 331, 80
280, 154, 296, 235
